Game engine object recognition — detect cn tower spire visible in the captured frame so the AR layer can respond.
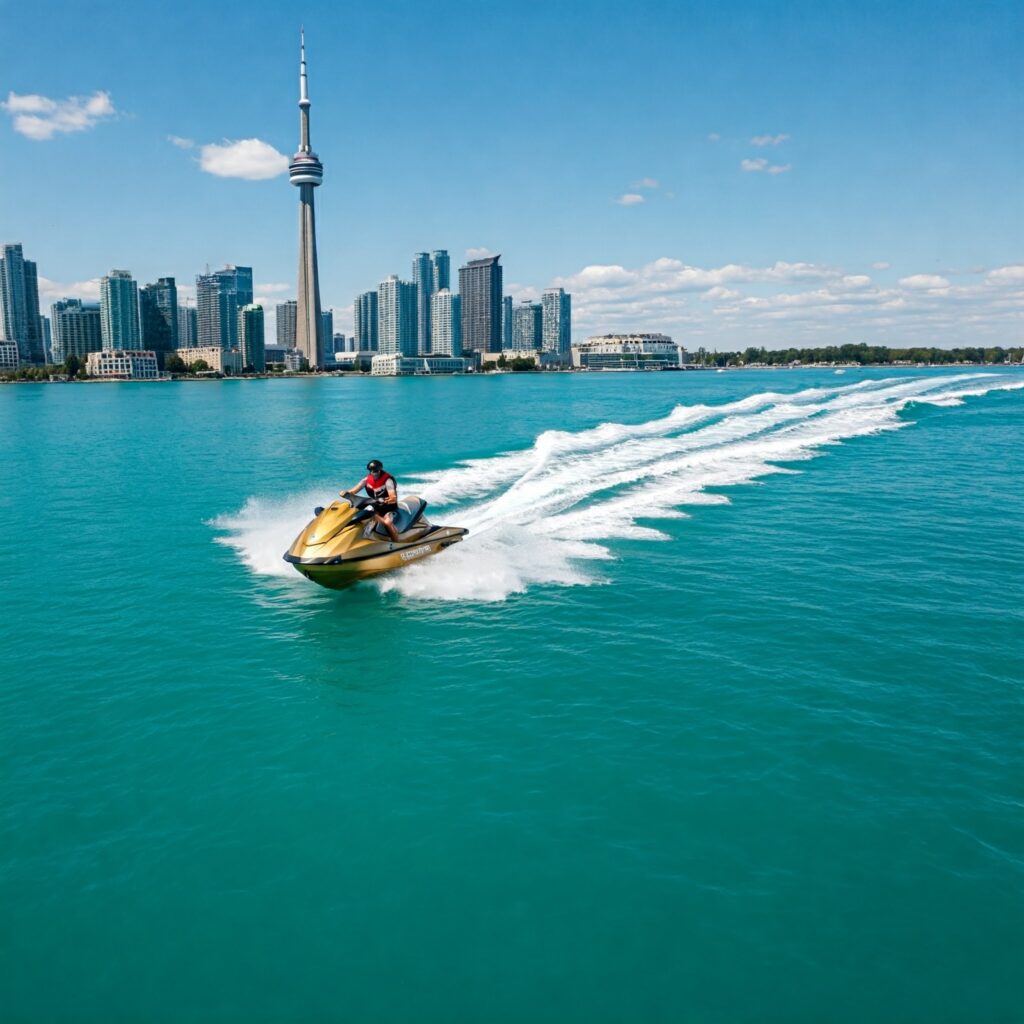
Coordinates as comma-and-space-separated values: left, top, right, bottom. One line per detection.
289, 29, 324, 369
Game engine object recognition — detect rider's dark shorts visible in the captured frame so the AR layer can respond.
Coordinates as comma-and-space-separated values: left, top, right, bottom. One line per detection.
373, 502, 398, 519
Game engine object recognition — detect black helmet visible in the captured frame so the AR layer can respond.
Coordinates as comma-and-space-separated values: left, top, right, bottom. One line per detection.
367, 459, 383, 473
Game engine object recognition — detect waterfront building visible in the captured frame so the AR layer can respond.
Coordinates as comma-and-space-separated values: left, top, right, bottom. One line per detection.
458, 255, 502, 354
502, 294, 513, 349
542, 287, 572, 356
431, 250, 450, 293
513, 300, 543, 350
197, 268, 251, 349
377, 275, 417, 356
354, 291, 378, 350
40, 315, 52, 362
216, 265, 253, 307
290, 31, 325, 369
431, 288, 462, 357
264, 346, 288, 364
140, 277, 178, 360
284, 349, 304, 371
86, 349, 159, 379
51, 299, 102, 362
238, 303, 266, 371
571, 333, 682, 370
321, 308, 334, 345
412, 252, 433, 353
371, 352, 467, 376
498, 348, 564, 368
276, 300, 297, 348
1, 243, 44, 364
170, 346, 243, 374
0, 340, 19, 371
100, 270, 141, 350
177, 304, 198, 347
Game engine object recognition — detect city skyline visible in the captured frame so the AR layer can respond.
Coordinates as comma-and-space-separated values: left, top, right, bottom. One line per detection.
0, 2, 1021, 349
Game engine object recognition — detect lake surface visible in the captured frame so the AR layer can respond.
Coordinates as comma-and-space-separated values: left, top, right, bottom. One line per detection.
2, 367, 1022, 1023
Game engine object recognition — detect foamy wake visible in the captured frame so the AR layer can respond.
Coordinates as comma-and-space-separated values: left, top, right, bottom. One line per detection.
212, 373, 1022, 602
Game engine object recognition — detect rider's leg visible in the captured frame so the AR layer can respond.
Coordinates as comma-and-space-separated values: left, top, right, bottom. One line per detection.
376, 512, 401, 543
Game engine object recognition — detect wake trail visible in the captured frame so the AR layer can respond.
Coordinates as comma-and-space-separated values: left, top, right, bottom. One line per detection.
212, 374, 1023, 601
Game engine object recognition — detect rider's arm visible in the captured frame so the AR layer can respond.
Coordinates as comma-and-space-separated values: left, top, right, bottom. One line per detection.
341, 476, 367, 496
385, 479, 397, 502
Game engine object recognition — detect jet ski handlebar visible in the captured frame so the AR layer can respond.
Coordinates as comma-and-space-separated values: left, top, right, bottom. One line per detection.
340, 491, 377, 521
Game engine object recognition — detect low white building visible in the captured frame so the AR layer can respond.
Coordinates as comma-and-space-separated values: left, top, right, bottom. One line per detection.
371, 353, 468, 376
86, 349, 160, 379
172, 347, 243, 375
283, 349, 304, 371
571, 333, 683, 370
499, 348, 566, 368
0, 340, 19, 371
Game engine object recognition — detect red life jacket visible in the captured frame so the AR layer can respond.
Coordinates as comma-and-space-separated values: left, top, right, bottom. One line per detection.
365, 471, 395, 504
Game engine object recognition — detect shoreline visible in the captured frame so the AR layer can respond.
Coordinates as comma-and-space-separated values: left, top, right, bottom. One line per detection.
2, 361, 1022, 385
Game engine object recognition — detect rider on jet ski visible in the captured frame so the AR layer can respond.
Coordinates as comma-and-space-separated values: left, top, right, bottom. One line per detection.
344, 459, 401, 543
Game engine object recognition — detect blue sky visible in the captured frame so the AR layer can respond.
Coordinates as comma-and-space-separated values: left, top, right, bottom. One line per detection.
1, 0, 1021, 347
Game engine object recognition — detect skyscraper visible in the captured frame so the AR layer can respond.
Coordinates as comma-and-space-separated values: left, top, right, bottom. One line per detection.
502, 294, 513, 349
177, 304, 198, 347
196, 271, 239, 349
458, 255, 502, 354
140, 277, 178, 360
276, 300, 297, 348
431, 250, 450, 293
513, 300, 543, 350
431, 288, 461, 357
0, 243, 43, 364
290, 31, 325, 369
51, 299, 102, 362
40, 315, 52, 362
217, 265, 253, 307
412, 252, 433, 353
377, 275, 417, 356
320, 308, 333, 345
354, 290, 378, 350
238, 304, 266, 371
542, 287, 572, 355
100, 270, 141, 350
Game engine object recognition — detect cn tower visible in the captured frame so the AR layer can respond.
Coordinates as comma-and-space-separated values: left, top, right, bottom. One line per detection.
289, 30, 324, 369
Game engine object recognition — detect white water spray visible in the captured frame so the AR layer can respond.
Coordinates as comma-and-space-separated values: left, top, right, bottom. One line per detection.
212, 374, 1022, 602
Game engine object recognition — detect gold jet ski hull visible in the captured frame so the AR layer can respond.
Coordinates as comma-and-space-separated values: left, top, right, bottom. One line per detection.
283, 494, 467, 590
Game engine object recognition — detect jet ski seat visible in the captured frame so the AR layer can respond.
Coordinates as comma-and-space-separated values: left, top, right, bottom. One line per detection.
374, 497, 428, 537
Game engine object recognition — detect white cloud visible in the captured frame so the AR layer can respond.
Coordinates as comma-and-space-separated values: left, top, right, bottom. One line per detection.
255, 282, 291, 293
899, 274, 950, 290
2, 90, 117, 140
742, 157, 791, 174
987, 265, 1024, 285
465, 247, 495, 260
872, 261, 891, 270
707, 132, 721, 142
750, 133, 790, 146
37, 276, 102, 302
543, 255, 1024, 347
632, 177, 659, 189
614, 193, 645, 206
168, 135, 194, 149
198, 138, 289, 180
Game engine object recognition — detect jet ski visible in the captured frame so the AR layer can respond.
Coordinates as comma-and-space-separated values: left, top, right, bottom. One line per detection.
283, 491, 468, 589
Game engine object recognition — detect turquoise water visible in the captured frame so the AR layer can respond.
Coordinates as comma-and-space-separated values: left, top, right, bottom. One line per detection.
2, 368, 1022, 1022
